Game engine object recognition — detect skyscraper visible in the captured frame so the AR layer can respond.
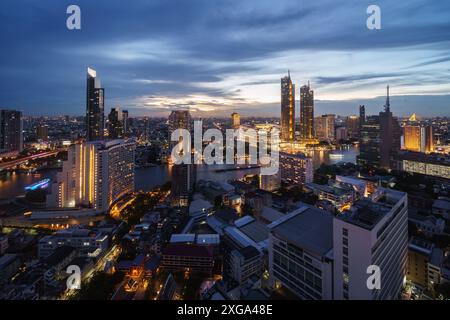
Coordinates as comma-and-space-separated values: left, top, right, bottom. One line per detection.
280, 72, 295, 141
108, 107, 122, 139
359, 105, 366, 128
86, 67, 104, 141
122, 110, 129, 136
404, 125, 434, 153
346, 115, 360, 139
36, 124, 49, 141
0, 109, 23, 153
46, 139, 135, 212
357, 87, 400, 170
279, 152, 314, 185
168, 110, 195, 207
300, 83, 314, 139
314, 114, 335, 141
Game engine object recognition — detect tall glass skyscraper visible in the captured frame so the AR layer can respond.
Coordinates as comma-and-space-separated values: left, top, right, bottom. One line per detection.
300, 83, 314, 139
86, 67, 104, 141
280, 72, 295, 141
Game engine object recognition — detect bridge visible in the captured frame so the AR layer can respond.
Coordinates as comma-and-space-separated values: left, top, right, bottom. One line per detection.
0, 150, 62, 171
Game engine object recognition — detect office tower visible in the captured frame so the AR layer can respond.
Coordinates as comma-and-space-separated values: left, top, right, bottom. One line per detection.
36, 124, 49, 141
357, 116, 381, 168
314, 114, 335, 141
333, 188, 408, 300
108, 107, 122, 139
359, 105, 366, 128
46, 140, 135, 212
279, 152, 313, 185
0, 109, 23, 153
268, 206, 334, 300
346, 115, 360, 139
336, 127, 348, 141
357, 86, 400, 169
280, 72, 295, 141
122, 110, 129, 136
231, 112, 240, 129
379, 86, 400, 169
86, 67, 104, 141
300, 83, 314, 139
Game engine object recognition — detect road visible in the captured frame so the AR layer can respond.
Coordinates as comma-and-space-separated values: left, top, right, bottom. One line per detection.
0, 150, 62, 170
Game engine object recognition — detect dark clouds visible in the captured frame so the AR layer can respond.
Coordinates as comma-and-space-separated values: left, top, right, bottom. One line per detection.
0, 0, 449, 116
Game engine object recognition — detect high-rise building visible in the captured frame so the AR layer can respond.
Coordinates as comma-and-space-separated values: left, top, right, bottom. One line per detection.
86, 67, 104, 141
280, 72, 295, 141
314, 114, 335, 140
108, 107, 122, 139
46, 139, 135, 212
122, 110, 129, 136
168, 110, 195, 207
36, 124, 49, 141
357, 116, 380, 168
359, 105, 366, 128
346, 115, 360, 139
357, 87, 400, 169
268, 206, 334, 300
231, 112, 240, 129
279, 152, 313, 185
259, 172, 281, 192
300, 83, 314, 140
333, 187, 408, 300
0, 109, 23, 153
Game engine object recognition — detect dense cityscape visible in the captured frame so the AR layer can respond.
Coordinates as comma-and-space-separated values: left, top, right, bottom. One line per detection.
0, 66, 449, 301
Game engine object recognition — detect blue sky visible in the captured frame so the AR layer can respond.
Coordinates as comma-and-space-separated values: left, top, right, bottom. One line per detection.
0, 0, 449, 117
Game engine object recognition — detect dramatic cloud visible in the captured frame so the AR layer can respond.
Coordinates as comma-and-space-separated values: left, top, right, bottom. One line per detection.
0, 0, 449, 117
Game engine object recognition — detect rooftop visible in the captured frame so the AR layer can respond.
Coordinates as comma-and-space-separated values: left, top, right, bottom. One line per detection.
269, 206, 333, 256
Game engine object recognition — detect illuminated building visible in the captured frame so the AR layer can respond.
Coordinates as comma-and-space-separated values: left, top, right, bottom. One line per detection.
403, 125, 421, 152
397, 151, 449, 179
86, 67, 104, 141
314, 114, 335, 141
122, 110, 129, 136
0, 109, 23, 153
279, 152, 313, 185
231, 112, 240, 129
306, 182, 356, 212
333, 188, 408, 300
300, 83, 314, 139
46, 139, 135, 212
403, 125, 433, 153
259, 172, 281, 192
280, 72, 295, 141
345, 115, 360, 139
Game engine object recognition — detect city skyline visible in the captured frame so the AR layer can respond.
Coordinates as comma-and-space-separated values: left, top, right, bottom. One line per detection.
1, 0, 450, 117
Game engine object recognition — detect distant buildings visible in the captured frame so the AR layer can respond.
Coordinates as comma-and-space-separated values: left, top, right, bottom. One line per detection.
86, 67, 104, 141
231, 112, 240, 129
279, 152, 313, 185
259, 172, 281, 192
0, 109, 23, 154
346, 115, 360, 139
46, 139, 135, 212
335, 127, 348, 141
314, 114, 335, 141
280, 72, 295, 141
36, 124, 49, 141
300, 83, 314, 140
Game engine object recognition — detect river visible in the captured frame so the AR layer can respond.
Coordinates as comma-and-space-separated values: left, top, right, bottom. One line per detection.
0, 145, 359, 199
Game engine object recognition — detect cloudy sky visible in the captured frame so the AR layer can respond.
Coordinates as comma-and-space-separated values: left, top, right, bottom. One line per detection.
1, 0, 449, 117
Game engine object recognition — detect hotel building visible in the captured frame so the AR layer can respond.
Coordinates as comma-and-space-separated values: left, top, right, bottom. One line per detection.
279, 152, 313, 185
280, 72, 295, 141
46, 139, 135, 213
